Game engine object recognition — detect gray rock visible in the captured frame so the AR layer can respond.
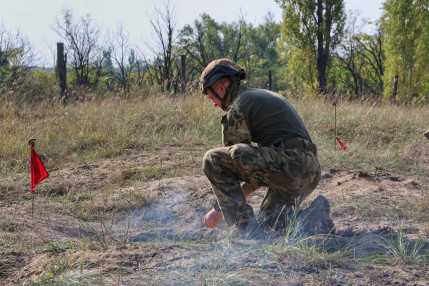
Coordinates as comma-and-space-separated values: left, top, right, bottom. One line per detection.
297, 195, 335, 236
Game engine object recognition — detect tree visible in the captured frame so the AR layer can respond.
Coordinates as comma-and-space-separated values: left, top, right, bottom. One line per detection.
178, 13, 280, 88
356, 29, 384, 94
178, 14, 244, 68
0, 25, 33, 91
381, 0, 429, 102
276, 0, 346, 93
55, 9, 99, 87
150, 3, 176, 92
133, 50, 147, 88
241, 13, 281, 88
110, 25, 134, 93
334, 13, 384, 97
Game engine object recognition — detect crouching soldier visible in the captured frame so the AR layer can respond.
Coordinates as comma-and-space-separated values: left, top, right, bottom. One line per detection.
201, 58, 321, 237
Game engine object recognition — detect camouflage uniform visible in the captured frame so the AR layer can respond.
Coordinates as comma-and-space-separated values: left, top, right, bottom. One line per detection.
200, 58, 321, 231
202, 92, 321, 230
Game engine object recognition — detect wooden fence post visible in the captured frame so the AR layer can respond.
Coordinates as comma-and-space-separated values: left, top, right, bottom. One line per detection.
180, 54, 187, 94
56, 42, 67, 100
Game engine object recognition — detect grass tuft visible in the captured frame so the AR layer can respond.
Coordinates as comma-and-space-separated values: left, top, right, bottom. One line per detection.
380, 230, 427, 265
41, 240, 76, 255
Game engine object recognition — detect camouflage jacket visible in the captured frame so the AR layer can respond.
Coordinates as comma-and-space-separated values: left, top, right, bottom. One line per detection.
221, 96, 251, 146
220, 88, 313, 147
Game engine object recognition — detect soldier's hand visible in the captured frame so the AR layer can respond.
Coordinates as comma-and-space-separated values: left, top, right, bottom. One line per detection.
203, 208, 223, 228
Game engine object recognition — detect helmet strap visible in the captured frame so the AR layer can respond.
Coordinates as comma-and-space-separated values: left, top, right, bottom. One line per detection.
208, 80, 240, 111
222, 80, 240, 108
208, 87, 229, 111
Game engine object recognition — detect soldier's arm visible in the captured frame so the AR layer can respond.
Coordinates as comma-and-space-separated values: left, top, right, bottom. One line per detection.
221, 108, 251, 146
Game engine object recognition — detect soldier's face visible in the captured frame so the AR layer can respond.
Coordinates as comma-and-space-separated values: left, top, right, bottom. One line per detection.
206, 80, 228, 109
207, 90, 223, 108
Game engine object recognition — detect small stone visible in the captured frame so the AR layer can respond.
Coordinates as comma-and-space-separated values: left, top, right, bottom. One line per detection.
424, 129, 429, 140
321, 171, 333, 179
358, 171, 370, 178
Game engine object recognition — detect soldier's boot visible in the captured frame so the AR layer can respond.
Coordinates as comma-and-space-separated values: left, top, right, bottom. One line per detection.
229, 204, 267, 239
258, 188, 296, 232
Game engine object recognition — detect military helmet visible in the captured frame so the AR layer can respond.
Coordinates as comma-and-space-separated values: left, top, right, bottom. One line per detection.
200, 58, 246, 94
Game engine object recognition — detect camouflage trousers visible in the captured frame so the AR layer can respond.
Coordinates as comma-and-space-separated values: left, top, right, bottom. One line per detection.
202, 138, 321, 230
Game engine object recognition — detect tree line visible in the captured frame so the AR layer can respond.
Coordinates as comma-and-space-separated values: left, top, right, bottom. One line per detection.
0, 0, 428, 103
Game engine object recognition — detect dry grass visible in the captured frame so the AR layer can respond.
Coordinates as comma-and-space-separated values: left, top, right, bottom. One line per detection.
109, 165, 178, 186
1, 93, 427, 179
294, 97, 429, 176
64, 185, 152, 221
0, 93, 221, 177
1, 92, 429, 285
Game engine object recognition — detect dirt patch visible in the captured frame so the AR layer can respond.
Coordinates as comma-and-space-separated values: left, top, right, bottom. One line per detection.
1, 152, 428, 285
317, 169, 428, 237
126, 177, 218, 243
0, 252, 30, 282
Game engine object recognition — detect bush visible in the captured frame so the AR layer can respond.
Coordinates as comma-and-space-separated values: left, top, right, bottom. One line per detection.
0, 69, 57, 103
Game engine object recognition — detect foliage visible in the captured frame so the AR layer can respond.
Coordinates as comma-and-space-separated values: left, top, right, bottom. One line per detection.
381, 0, 429, 103
0, 25, 33, 98
277, 0, 346, 93
1, 4, 429, 101
55, 9, 100, 87
240, 13, 281, 89
178, 13, 281, 89
332, 13, 385, 98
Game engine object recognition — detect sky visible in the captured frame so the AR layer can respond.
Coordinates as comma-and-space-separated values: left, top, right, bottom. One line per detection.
0, 0, 385, 66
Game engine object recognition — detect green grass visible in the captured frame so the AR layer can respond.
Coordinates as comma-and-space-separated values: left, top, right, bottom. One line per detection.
41, 240, 76, 254
360, 233, 429, 266
380, 230, 428, 265
28, 255, 75, 286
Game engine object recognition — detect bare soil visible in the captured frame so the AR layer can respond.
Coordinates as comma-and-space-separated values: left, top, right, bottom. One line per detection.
1, 146, 428, 285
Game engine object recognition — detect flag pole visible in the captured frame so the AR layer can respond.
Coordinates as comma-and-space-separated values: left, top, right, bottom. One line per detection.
31, 192, 35, 218
28, 138, 49, 251
31, 191, 35, 251
28, 139, 36, 251
334, 97, 337, 151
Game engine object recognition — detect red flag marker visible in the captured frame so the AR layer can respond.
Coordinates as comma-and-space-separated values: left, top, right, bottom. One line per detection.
29, 139, 49, 192
335, 137, 348, 151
